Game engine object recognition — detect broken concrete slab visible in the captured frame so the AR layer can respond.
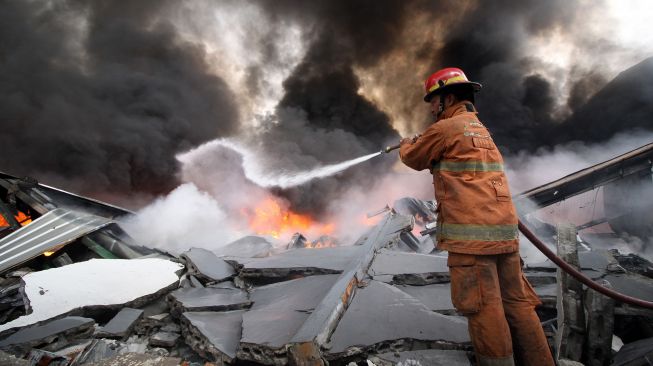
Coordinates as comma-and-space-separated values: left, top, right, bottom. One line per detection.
0, 350, 28, 365
167, 287, 251, 317
327, 281, 470, 359
369, 249, 449, 285
371, 349, 472, 366
181, 310, 245, 364
89, 352, 182, 366
533, 283, 557, 308
238, 275, 341, 364
239, 246, 365, 280
181, 248, 235, 283
524, 271, 558, 286
612, 337, 653, 366
96, 308, 144, 340
0, 316, 94, 352
149, 331, 180, 348
604, 273, 653, 302
393, 284, 456, 315
0, 258, 182, 333
214, 235, 273, 258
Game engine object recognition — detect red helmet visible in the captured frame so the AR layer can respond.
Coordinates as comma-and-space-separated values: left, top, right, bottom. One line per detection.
423, 67, 482, 102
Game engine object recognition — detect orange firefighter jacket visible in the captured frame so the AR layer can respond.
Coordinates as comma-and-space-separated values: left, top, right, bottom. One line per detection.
400, 101, 519, 255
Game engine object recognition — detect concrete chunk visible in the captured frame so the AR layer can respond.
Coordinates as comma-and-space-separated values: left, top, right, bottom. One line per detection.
90, 353, 181, 366
0, 258, 181, 334
149, 331, 180, 348
394, 284, 455, 315
167, 287, 251, 317
214, 235, 273, 258
238, 275, 340, 364
0, 316, 94, 351
181, 248, 235, 283
327, 281, 470, 359
372, 349, 472, 366
613, 337, 653, 366
181, 311, 244, 363
96, 308, 144, 340
369, 250, 449, 285
240, 246, 364, 280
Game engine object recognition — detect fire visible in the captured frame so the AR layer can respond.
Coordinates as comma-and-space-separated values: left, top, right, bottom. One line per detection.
0, 210, 32, 228
243, 197, 334, 241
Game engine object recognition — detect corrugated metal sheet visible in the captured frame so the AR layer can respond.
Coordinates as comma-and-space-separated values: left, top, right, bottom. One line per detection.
0, 208, 113, 273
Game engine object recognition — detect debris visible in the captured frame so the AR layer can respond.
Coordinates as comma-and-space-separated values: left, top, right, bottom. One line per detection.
0, 258, 181, 333
150, 331, 180, 348
167, 287, 251, 317
287, 233, 308, 250
214, 235, 273, 258
96, 308, 144, 340
0, 316, 94, 353
555, 224, 585, 362
239, 246, 365, 281
182, 311, 245, 364
0, 208, 113, 274
584, 280, 615, 366
51, 252, 73, 267
369, 250, 449, 285
371, 349, 471, 366
88, 352, 182, 366
181, 248, 235, 283
393, 284, 456, 315
327, 281, 469, 359
27, 349, 70, 366
239, 275, 340, 364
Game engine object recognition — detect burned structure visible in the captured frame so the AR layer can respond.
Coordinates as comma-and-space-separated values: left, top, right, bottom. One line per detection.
0, 143, 651, 365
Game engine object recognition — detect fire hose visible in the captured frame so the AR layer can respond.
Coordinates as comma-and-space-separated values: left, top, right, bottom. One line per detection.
518, 220, 653, 309
382, 143, 653, 308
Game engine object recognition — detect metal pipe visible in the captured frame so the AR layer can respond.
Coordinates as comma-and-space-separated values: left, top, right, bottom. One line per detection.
382, 143, 401, 154
518, 219, 653, 309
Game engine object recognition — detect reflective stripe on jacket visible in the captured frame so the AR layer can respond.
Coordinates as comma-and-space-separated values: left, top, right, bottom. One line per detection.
399, 101, 518, 255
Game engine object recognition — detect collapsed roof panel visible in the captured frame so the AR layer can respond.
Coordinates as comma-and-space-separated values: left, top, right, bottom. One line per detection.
326, 280, 470, 359
181, 248, 235, 283
238, 246, 366, 280
393, 283, 456, 314
0, 258, 182, 334
213, 235, 273, 258
371, 349, 472, 366
167, 287, 251, 316
181, 310, 245, 363
369, 249, 449, 285
239, 274, 340, 364
0, 208, 113, 274
515, 142, 653, 209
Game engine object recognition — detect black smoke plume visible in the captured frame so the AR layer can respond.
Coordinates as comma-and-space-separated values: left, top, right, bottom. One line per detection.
0, 0, 239, 205
2, 0, 653, 215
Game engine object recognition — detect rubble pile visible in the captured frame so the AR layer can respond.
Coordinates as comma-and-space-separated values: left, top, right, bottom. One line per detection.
0, 142, 652, 365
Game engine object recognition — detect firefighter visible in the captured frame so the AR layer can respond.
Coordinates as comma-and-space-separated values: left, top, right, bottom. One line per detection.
399, 68, 554, 366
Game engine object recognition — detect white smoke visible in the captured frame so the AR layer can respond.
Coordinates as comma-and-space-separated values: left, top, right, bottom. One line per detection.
120, 183, 241, 254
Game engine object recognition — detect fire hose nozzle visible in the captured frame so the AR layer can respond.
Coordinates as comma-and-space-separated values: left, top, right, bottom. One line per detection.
383, 143, 401, 154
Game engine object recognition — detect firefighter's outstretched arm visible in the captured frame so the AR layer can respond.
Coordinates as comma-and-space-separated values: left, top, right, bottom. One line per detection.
399, 124, 446, 171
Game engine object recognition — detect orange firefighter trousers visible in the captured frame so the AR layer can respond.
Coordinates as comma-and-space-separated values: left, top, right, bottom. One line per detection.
448, 251, 554, 366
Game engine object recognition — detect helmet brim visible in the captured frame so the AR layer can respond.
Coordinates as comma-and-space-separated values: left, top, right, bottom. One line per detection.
423, 81, 482, 102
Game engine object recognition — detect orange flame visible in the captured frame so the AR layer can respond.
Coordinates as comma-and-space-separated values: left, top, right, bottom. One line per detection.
0, 210, 32, 228
243, 197, 334, 241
